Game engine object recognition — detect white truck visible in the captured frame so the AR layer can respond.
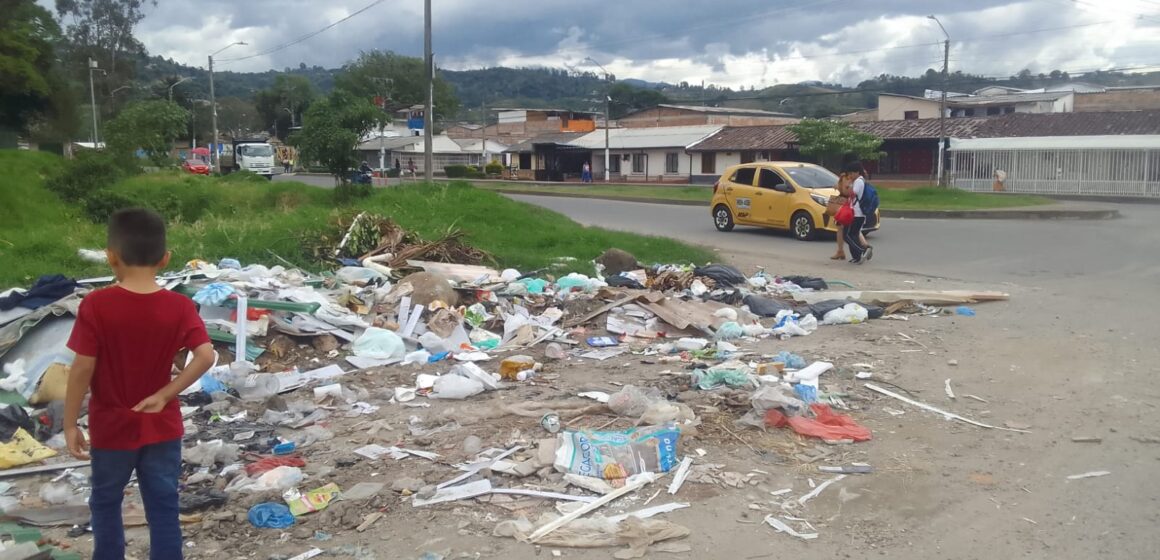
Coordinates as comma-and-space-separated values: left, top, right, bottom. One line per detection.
224, 140, 276, 179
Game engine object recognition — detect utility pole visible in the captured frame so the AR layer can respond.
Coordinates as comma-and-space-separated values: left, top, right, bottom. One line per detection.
208, 41, 246, 173
480, 99, 487, 170
929, 15, 950, 187
423, 0, 434, 182
87, 58, 101, 146
584, 57, 613, 182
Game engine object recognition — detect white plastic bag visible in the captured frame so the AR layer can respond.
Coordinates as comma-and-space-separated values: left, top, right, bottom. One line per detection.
822, 303, 869, 325
430, 375, 484, 400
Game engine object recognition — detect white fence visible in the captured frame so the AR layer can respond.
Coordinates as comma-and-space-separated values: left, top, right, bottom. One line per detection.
950, 148, 1160, 197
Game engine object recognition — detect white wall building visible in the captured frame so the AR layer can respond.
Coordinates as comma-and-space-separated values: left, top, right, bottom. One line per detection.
569, 125, 721, 182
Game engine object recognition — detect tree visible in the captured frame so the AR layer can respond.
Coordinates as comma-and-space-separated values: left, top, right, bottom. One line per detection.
55, 0, 153, 77
255, 74, 316, 139
0, 0, 69, 142
788, 119, 883, 170
104, 99, 189, 165
292, 90, 380, 193
334, 50, 459, 125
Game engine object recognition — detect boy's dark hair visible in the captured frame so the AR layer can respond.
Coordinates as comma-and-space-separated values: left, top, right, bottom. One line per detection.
842, 160, 865, 174
108, 208, 167, 266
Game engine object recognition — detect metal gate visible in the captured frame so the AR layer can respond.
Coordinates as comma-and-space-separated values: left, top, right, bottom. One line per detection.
951, 148, 1160, 197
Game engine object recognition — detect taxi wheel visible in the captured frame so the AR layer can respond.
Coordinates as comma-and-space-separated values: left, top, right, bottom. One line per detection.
713, 205, 735, 232
791, 211, 816, 241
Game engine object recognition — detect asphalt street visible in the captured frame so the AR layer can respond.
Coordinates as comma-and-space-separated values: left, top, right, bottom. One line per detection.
505, 194, 1160, 293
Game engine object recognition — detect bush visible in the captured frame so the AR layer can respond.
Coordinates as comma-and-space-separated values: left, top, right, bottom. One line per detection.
444, 164, 469, 178
485, 161, 503, 176
334, 182, 372, 204
385, 168, 400, 178
44, 151, 136, 203
219, 170, 267, 184
465, 166, 485, 179
81, 190, 139, 223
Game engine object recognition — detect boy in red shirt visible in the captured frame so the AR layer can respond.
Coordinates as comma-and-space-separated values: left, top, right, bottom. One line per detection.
64, 208, 214, 560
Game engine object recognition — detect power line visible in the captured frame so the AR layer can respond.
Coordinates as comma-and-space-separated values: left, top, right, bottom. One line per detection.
218, 0, 387, 64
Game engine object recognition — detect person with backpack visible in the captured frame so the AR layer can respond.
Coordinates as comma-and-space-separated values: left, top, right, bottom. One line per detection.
836, 161, 876, 264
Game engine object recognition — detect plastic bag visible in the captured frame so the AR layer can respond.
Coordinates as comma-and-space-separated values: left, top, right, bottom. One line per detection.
245, 456, 307, 477
335, 266, 386, 286
743, 294, 792, 317
692, 366, 753, 390
556, 273, 604, 293
554, 424, 682, 480
822, 303, 869, 325
248, 503, 295, 529
764, 404, 872, 442
607, 385, 663, 417
773, 351, 807, 370
185, 440, 241, 468
192, 283, 235, 306
352, 327, 406, 360
714, 322, 744, 341
430, 375, 484, 399
750, 385, 806, 416
251, 466, 305, 492
693, 264, 746, 287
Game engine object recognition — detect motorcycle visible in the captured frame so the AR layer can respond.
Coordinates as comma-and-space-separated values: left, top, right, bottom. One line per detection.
348, 169, 373, 185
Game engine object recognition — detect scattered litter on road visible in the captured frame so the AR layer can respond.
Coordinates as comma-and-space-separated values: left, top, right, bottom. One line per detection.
864, 383, 1030, 433
1066, 471, 1111, 480
763, 515, 818, 540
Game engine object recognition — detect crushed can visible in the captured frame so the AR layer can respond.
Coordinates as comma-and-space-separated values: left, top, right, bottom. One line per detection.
540, 412, 561, 434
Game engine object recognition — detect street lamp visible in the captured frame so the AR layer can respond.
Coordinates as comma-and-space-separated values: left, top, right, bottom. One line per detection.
168, 76, 192, 102
209, 41, 247, 173
87, 58, 106, 146
928, 15, 950, 187
583, 57, 613, 182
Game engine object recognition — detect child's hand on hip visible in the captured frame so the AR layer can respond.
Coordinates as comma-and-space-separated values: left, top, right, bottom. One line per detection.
65, 427, 90, 460
132, 393, 169, 413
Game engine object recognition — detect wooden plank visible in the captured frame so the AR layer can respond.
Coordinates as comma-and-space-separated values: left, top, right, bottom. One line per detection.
563, 292, 637, 328
406, 260, 502, 284
0, 461, 90, 479
527, 474, 654, 542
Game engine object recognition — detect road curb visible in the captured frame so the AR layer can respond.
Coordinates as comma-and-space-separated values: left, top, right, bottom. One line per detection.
490, 189, 1121, 220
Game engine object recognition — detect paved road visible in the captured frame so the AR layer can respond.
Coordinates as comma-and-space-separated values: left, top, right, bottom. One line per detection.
506, 194, 1160, 291
275, 173, 408, 189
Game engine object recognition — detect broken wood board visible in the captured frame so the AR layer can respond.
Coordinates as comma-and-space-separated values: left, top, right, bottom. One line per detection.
412, 479, 493, 507
0, 460, 90, 479
563, 292, 639, 328
791, 290, 1009, 306
406, 260, 502, 284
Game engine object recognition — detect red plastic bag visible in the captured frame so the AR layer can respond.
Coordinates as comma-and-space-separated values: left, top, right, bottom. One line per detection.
244, 455, 307, 477
834, 202, 855, 226
764, 404, 871, 442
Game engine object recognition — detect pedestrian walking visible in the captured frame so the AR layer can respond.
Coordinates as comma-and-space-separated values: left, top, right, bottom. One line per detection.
838, 161, 874, 264
395, 158, 402, 176
581, 161, 592, 183
407, 158, 416, 178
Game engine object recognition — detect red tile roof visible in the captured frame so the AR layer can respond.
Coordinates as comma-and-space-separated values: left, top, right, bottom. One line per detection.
686, 111, 1160, 151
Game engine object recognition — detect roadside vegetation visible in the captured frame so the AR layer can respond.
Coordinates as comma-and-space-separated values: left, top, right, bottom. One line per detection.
473, 182, 1052, 210
0, 151, 715, 287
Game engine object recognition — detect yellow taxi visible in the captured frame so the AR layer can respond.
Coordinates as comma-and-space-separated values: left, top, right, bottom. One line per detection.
710, 161, 880, 240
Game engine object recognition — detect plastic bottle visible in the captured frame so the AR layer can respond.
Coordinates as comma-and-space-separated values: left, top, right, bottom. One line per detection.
499, 355, 537, 380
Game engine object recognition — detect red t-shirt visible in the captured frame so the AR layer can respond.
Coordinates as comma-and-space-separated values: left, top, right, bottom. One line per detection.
67, 286, 210, 450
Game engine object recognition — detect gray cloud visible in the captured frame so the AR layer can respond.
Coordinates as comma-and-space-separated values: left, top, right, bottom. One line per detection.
131, 0, 1160, 86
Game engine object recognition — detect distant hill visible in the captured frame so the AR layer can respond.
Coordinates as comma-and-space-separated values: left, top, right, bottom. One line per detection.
133, 55, 1160, 120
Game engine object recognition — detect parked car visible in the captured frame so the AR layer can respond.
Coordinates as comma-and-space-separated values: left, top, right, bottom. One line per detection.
709, 162, 880, 241
182, 148, 211, 175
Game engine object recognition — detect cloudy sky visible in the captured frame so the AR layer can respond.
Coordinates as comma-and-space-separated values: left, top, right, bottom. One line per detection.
127, 0, 1160, 87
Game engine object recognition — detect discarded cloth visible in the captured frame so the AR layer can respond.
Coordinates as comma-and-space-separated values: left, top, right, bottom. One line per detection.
764, 404, 872, 442
783, 276, 828, 291
743, 294, 792, 317
0, 275, 78, 311
248, 503, 295, 529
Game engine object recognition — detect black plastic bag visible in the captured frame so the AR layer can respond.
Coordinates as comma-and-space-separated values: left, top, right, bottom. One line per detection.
859, 303, 885, 319
744, 294, 793, 317
694, 264, 747, 287
783, 275, 828, 290
0, 404, 36, 442
606, 275, 645, 289
808, 299, 853, 319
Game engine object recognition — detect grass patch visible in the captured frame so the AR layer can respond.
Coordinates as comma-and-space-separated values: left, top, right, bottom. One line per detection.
0, 151, 714, 287
876, 187, 1052, 210
475, 181, 1053, 210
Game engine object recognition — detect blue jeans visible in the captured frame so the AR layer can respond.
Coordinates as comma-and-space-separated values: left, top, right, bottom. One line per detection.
90, 439, 183, 560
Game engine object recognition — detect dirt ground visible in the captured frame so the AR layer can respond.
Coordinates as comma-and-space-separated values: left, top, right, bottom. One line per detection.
23, 248, 1160, 560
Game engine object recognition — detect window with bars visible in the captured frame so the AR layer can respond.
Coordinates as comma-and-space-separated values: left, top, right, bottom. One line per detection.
665, 152, 679, 174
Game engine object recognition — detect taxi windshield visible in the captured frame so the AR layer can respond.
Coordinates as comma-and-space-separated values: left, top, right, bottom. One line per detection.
783, 166, 839, 188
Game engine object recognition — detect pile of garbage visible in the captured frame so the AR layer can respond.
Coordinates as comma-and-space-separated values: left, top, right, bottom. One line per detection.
0, 241, 1012, 558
